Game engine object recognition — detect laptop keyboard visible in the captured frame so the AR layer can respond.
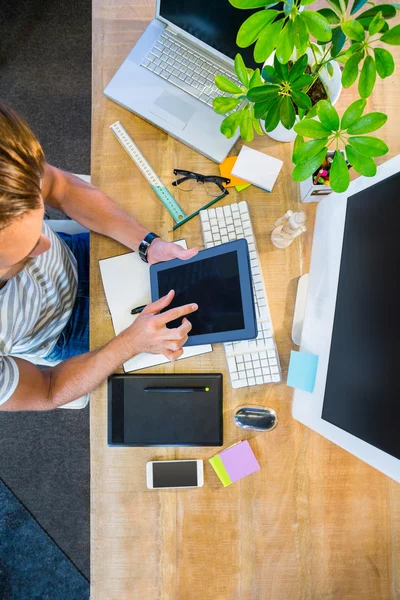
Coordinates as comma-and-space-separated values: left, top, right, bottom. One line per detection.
141, 31, 242, 111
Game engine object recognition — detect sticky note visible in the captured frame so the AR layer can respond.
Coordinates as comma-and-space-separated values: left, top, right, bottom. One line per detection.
219, 156, 250, 188
235, 183, 251, 192
231, 145, 283, 192
287, 350, 319, 393
209, 440, 260, 487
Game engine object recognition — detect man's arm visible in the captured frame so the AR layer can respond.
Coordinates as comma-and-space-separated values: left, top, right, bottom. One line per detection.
1, 292, 196, 411
41, 164, 197, 262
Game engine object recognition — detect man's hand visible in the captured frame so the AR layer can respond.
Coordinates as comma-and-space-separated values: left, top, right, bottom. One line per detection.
147, 238, 198, 265
121, 290, 197, 361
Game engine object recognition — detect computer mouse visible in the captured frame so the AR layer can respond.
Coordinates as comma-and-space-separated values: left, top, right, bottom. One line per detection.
234, 406, 277, 432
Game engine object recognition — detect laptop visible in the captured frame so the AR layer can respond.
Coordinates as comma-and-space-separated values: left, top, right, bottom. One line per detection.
103, 0, 259, 163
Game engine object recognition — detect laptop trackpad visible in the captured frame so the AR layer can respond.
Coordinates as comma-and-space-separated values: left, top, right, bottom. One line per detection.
150, 91, 196, 130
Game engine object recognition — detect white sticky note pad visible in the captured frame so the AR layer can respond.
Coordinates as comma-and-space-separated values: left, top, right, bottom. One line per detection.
99, 240, 212, 372
231, 145, 283, 192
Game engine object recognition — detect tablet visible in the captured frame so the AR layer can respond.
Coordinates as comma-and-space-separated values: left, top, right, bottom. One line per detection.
150, 239, 257, 346
108, 373, 223, 446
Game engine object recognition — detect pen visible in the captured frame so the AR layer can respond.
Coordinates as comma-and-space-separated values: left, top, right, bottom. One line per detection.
130, 304, 146, 315
169, 191, 227, 231
144, 387, 210, 393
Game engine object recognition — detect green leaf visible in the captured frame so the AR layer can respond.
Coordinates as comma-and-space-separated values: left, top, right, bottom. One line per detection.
316, 100, 340, 131
358, 55, 376, 98
357, 4, 397, 20
304, 103, 318, 119
327, 61, 334, 77
215, 75, 243, 94
348, 136, 389, 156
301, 0, 316, 5
373, 48, 395, 78
345, 145, 377, 176
236, 10, 279, 47
213, 96, 241, 114
220, 111, 242, 138
331, 26, 346, 57
291, 90, 312, 110
357, 18, 389, 33
341, 50, 364, 88
350, 0, 369, 15
381, 24, 400, 45
274, 53, 289, 81
235, 54, 249, 87
292, 148, 328, 181
229, 0, 279, 7
249, 68, 264, 88
288, 54, 308, 82
253, 117, 263, 135
254, 96, 278, 118
254, 21, 283, 63
318, 8, 340, 23
291, 74, 314, 89
293, 134, 305, 162
240, 110, 254, 142
326, 0, 343, 15
368, 11, 385, 35
294, 118, 332, 138
276, 20, 295, 64
293, 137, 329, 163
247, 84, 280, 102
293, 15, 309, 55
264, 99, 282, 132
341, 19, 365, 41
301, 11, 333, 42
341, 98, 366, 129
261, 65, 280, 84
280, 96, 296, 129
330, 150, 350, 192
347, 112, 387, 134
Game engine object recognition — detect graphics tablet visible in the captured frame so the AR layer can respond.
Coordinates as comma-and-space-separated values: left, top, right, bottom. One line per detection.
108, 373, 223, 446
150, 239, 257, 346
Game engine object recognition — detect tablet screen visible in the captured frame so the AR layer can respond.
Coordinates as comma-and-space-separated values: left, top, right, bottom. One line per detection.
157, 251, 244, 335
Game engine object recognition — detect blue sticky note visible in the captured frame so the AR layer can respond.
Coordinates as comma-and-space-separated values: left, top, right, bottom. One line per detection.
287, 351, 319, 393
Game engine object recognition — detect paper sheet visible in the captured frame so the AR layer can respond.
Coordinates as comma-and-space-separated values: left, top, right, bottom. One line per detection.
231, 145, 283, 192
99, 240, 212, 372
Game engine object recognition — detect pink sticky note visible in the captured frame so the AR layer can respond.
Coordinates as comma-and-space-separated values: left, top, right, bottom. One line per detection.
220, 440, 260, 483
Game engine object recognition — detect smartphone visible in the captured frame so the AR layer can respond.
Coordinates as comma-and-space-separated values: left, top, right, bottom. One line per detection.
146, 459, 204, 489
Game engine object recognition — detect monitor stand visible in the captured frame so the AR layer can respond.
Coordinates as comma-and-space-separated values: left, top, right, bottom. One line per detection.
292, 274, 309, 346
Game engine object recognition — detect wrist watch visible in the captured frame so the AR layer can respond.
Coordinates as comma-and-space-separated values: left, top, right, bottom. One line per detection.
138, 232, 159, 263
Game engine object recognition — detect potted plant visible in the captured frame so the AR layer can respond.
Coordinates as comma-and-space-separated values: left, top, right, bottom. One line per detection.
212, 0, 400, 192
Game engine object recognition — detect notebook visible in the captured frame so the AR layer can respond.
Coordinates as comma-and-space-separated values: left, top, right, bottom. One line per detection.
231, 145, 283, 192
209, 440, 260, 486
99, 240, 212, 372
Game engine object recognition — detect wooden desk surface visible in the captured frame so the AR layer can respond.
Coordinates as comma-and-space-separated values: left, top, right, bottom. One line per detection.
91, 2, 400, 598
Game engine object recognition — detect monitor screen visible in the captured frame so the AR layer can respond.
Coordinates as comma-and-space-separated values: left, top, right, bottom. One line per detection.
157, 251, 245, 335
159, 0, 263, 69
321, 172, 400, 459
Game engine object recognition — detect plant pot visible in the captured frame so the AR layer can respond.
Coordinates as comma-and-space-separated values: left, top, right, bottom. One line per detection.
261, 49, 342, 143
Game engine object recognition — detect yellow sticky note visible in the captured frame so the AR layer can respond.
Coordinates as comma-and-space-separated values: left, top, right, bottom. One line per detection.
235, 183, 251, 192
209, 455, 232, 487
219, 156, 250, 188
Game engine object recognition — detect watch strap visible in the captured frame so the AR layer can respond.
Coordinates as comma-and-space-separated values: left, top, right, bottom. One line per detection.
138, 232, 159, 263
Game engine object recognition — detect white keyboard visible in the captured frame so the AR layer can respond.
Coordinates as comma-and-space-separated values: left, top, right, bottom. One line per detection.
200, 201, 282, 389
141, 31, 241, 111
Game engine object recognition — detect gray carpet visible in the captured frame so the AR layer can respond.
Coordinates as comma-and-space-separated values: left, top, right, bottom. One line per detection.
0, 0, 91, 585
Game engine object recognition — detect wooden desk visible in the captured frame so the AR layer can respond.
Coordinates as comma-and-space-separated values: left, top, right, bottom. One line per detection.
91, 2, 400, 598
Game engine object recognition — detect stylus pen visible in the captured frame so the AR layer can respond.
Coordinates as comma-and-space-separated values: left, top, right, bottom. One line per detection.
170, 191, 227, 231
130, 304, 146, 315
144, 387, 210, 393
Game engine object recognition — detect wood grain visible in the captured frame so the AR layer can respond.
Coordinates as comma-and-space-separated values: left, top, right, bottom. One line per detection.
91, 2, 400, 598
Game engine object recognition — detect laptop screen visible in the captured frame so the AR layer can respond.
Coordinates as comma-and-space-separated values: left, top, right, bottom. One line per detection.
159, 0, 261, 69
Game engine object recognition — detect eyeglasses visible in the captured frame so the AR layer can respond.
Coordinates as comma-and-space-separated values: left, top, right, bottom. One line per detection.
172, 169, 230, 198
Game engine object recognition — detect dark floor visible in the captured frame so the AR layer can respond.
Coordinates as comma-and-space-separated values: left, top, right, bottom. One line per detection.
0, 0, 91, 586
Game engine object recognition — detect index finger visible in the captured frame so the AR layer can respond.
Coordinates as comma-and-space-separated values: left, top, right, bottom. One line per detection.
156, 302, 198, 325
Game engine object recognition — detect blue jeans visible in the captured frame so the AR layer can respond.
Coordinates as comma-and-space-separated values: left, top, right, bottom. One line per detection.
45, 232, 90, 361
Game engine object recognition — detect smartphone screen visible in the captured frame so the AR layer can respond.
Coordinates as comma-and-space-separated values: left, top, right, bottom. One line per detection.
152, 461, 198, 488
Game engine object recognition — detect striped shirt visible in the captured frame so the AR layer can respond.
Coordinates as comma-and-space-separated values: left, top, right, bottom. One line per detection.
0, 223, 78, 405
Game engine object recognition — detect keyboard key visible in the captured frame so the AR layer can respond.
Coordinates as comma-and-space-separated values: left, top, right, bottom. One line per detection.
168, 75, 201, 97
232, 379, 248, 389
272, 375, 281, 383
248, 378, 256, 386
227, 357, 236, 372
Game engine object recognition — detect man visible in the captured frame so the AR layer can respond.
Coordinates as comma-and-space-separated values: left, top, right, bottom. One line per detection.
0, 102, 198, 411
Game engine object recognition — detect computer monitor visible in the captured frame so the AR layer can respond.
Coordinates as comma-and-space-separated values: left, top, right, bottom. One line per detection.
157, 0, 261, 69
292, 154, 400, 483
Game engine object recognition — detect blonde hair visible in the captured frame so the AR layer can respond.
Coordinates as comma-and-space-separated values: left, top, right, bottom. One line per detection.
0, 101, 45, 230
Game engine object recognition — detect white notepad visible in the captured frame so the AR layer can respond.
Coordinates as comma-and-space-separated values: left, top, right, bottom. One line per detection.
99, 241, 212, 372
231, 145, 283, 192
